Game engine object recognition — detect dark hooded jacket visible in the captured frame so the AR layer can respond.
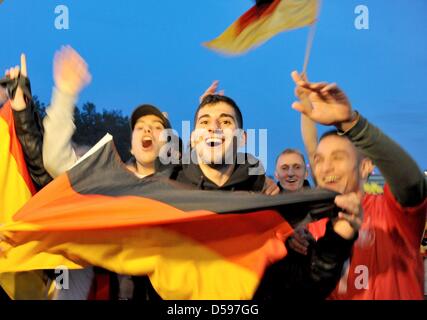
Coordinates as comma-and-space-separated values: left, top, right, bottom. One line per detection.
159, 152, 266, 191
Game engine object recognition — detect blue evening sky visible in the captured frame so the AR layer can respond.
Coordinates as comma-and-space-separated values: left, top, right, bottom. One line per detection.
1, 0, 426, 174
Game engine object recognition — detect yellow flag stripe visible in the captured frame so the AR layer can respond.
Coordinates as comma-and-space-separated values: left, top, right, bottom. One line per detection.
0, 116, 33, 223
0, 110, 80, 299
0, 226, 264, 299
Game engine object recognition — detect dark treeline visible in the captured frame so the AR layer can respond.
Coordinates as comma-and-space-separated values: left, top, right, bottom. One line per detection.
33, 96, 132, 161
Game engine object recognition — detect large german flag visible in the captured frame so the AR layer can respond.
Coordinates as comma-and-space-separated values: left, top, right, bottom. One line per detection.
0, 134, 338, 299
204, 0, 318, 55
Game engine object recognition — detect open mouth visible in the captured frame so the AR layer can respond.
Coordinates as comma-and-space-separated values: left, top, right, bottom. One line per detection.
205, 137, 224, 148
286, 178, 297, 184
142, 137, 153, 149
324, 176, 340, 184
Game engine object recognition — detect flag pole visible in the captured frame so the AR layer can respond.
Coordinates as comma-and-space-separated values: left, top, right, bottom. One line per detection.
302, 23, 317, 75
302, 0, 322, 76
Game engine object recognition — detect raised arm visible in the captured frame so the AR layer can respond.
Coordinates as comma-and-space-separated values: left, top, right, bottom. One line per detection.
7, 54, 52, 189
294, 74, 318, 184
300, 114, 317, 168
43, 46, 91, 178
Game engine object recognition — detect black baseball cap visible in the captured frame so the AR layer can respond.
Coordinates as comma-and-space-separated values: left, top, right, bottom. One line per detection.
130, 104, 172, 130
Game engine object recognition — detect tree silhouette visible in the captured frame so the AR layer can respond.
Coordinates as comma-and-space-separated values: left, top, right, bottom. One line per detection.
73, 102, 131, 161
33, 97, 131, 162
32, 95, 47, 118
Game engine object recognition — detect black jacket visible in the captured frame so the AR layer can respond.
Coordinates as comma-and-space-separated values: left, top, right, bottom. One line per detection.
157, 152, 266, 191
13, 101, 52, 190
277, 180, 311, 192
12, 102, 52, 190
254, 220, 356, 300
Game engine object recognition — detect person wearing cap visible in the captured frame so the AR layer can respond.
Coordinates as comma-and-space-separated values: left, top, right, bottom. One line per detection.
43, 46, 172, 181
126, 104, 174, 178
42, 46, 176, 300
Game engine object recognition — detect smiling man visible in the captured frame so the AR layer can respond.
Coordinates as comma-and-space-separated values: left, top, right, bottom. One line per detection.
275, 149, 310, 192
193, 95, 242, 167
291, 71, 427, 300
157, 94, 267, 192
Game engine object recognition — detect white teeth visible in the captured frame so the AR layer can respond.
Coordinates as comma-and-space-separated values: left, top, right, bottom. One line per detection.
325, 176, 339, 183
206, 137, 223, 146
142, 137, 152, 141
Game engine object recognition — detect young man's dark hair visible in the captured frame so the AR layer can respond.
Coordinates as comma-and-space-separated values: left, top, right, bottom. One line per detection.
194, 94, 243, 129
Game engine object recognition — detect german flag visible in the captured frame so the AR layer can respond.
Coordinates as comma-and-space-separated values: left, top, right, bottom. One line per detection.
204, 0, 318, 55
0, 101, 58, 299
0, 134, 338, 299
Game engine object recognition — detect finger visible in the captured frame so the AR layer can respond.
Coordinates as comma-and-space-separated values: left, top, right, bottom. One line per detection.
294, 86, 311, 98
320, 83, 337, 94
291, 71, 307, 87
266, 185, 279, 196
205, 81, 218, 93
293, 237, 309, 248
335, 199, 359, 217
289, 238, 308, 255
293, 233, 310, 247
289, 237, 306, 252
11, 66, 20, 79
210, 80, 219, 89
264, 185, 276, 195
308, 90, 326, 102
20, 54, 27, 77
303, 229, 315, 242
291, 101, 310, 114
300, 72, 308, 82
338, 212, 362, 229
200, 82, 218, 102
270, 187, 280, 196
335, 193, 360, 214
307, 82, 329, 91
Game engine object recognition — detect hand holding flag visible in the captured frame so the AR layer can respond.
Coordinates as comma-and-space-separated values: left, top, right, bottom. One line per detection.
291, 71, 357, 131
